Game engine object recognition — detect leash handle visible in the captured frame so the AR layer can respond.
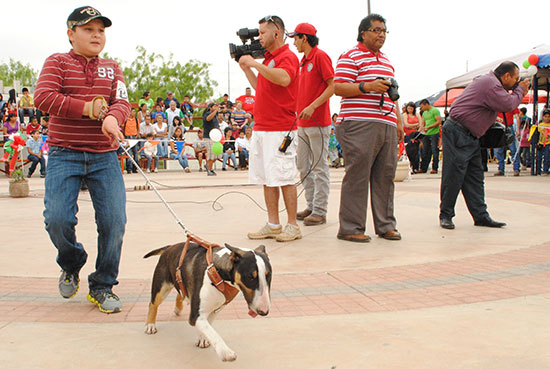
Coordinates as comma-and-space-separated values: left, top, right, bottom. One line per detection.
117, 139, 190, 235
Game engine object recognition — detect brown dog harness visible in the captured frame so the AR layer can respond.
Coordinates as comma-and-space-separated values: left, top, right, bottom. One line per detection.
175, 233, 239, 305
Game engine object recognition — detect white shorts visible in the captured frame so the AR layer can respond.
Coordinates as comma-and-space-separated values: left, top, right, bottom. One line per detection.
249, 130, 298, 187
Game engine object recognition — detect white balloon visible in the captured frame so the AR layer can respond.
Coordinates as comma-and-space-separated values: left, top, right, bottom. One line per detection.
527, 65, 538, 77
209, 128, 222, 142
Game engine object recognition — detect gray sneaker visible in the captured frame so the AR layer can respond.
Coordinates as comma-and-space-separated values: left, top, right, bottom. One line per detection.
87, 289, 123, 314
58, 270, 79, 299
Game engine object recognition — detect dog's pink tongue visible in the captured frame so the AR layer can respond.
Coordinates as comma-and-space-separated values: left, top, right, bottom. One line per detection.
248, 309, 258, 318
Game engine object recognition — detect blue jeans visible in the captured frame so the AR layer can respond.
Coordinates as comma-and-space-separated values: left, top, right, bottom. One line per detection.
142, 153, 159, 170
222, 151, 237, 169
43, 146, 126, 291
536, 145, 550, 174
27, 153, 46, 176
238, 148, 249, 168
124, 135, 139, 172
157, 139, 168, 157
170, 152, 189, 169
421, 133, 439, 171
496, 137, 520, 173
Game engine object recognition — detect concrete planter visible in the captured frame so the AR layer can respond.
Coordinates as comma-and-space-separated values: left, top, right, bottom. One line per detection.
9, 179, 30, 198
393, 159, 410, 182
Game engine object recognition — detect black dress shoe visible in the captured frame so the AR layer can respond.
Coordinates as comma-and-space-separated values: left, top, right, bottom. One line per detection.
440, 218, 455, 229
474, 217, 506, 228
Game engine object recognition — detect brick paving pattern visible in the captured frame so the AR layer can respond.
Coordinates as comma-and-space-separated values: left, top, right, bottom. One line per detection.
1, 243, 549, 324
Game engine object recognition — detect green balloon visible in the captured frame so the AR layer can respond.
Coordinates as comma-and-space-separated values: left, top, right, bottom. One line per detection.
523, 60, 531, 69
212, 142, 223, 155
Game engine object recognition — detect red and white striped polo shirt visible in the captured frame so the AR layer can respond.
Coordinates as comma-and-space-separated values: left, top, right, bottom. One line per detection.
35, 50, 131, 153
334, 42, 397, 127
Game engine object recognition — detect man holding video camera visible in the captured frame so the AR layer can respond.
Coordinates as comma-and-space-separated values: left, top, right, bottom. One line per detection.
237, 15, 301, 242
333, 14, 404, 243
439, 62, 530, 230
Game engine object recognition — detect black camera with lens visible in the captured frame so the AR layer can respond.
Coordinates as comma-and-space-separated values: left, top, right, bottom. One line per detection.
229, 28, 266, 62
375, 77, 399, 101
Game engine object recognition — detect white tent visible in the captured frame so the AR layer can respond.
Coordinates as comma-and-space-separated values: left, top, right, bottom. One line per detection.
446, 44, 550, 89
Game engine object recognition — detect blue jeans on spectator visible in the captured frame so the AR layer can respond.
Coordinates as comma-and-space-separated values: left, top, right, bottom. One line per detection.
142, 152, 159, 170
421, 133, 439, 172
170, 152, 189, 169
238, 148, 249, 168
157, 139, 168, 157
124, 135, 139, 173
536, 145, 550, 174
496, 138, 520, 173
43, 146, 126, 291
222, 151, 238, 169
27, 153, 46, 177
18, 108, 34, 123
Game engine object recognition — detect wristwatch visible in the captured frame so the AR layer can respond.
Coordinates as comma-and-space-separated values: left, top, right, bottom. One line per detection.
359, 81, 367, 94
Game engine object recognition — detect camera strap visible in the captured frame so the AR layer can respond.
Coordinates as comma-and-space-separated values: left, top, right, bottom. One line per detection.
379, 93, 395, 116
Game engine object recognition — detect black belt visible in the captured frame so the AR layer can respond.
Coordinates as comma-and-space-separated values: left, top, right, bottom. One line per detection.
447, 118, 477, 139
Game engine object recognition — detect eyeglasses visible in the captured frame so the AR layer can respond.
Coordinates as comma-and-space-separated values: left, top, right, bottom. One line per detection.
367, 27, 389, 35
260, 15, 281, 30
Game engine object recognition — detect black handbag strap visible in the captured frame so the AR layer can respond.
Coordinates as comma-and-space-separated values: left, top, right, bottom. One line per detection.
501, 112, 511, 133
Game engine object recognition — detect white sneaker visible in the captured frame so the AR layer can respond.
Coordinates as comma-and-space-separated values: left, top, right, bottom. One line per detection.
275, 224, 302, 242
154, 168, 158, 173
146, 169, 151, 173
247, 223, 282, 240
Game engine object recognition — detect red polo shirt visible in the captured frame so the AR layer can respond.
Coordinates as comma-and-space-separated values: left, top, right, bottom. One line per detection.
497, 108, 519, 126
253, 44, 299, 132
296, 46, 334, 128
235, 94, 255, 114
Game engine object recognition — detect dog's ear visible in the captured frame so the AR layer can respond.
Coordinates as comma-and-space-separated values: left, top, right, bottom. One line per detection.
254, 245, 267, 256
225, 243, 245, 264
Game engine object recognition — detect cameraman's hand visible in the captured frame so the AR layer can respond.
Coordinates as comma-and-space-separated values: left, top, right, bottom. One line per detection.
239, 55, 256, 70
299, 105, 315, 120
518, 78, 531, 96
368, 79, 391, 94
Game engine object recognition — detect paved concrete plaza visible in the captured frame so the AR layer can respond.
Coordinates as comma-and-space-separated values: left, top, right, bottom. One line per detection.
1, 164, 549, 369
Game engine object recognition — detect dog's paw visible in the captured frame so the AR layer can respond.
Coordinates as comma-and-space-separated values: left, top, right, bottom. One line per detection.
174, 306, 182, 316
195, 337, 210, 348
218, 348, 237, 362
145, 324, 157, 335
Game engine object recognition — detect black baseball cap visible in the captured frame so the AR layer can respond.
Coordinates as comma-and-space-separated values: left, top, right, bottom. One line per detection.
67, 6, 112, 29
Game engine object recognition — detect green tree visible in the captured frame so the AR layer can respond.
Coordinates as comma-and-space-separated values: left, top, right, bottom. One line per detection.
114, 46, 217, 105
0, 59, 38, 86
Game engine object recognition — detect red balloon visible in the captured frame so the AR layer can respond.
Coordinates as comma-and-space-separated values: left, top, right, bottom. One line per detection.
528, 54, 539, 65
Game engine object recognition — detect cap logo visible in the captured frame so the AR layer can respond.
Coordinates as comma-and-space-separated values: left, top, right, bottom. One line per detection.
81, 7, 99, 16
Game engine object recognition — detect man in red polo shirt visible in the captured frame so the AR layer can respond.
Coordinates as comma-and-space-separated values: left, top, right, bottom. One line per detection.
238, 15, 301, 242
290, 22, 334, 226
235, 87, 256, 115
334, 14, 404, 243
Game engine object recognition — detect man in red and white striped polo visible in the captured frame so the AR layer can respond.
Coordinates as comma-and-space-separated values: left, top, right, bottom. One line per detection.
35, 6, 130, 313
334, 14, 404, 243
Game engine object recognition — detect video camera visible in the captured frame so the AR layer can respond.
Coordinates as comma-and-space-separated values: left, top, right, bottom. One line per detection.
229, 28, 266, 62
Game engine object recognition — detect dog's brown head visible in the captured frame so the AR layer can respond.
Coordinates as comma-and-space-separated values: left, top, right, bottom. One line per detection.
225, 244, 272, 317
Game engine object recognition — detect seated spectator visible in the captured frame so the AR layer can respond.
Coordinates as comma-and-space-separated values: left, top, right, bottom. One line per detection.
231, 101, 247, 127
328, 126, 342, 168
2, 113, 21, 136
153, 114, 168, 157
219, 93, 233, 113
26, 129, 46, 178
18, 87, 36, 123
26, 116, 41, 136
217, 111, 229, 134
5, 89, 18, 121
193, 129, 207, 172
236, 87, 255, 114
0, 93, 5, 123
151, 104, 166, 122
155, 97, 164, 108
169, 116, 186, 138
166, 101, 183, 128
40, 116, 49, 135
169, 126, 191, 173
235, 128, 251, 170
230, 122, 240, 139
123, 109, 140, 174
164, 91, 180, 109
182, 95, 194, 127
138, 91, 154, 110
222, 127, 238, 171
139, 114, 155, 152
137, 103, 149, 123
142, 133, 159, 173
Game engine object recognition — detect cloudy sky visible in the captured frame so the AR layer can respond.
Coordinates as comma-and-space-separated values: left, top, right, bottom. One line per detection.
2, 0, 549, 113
